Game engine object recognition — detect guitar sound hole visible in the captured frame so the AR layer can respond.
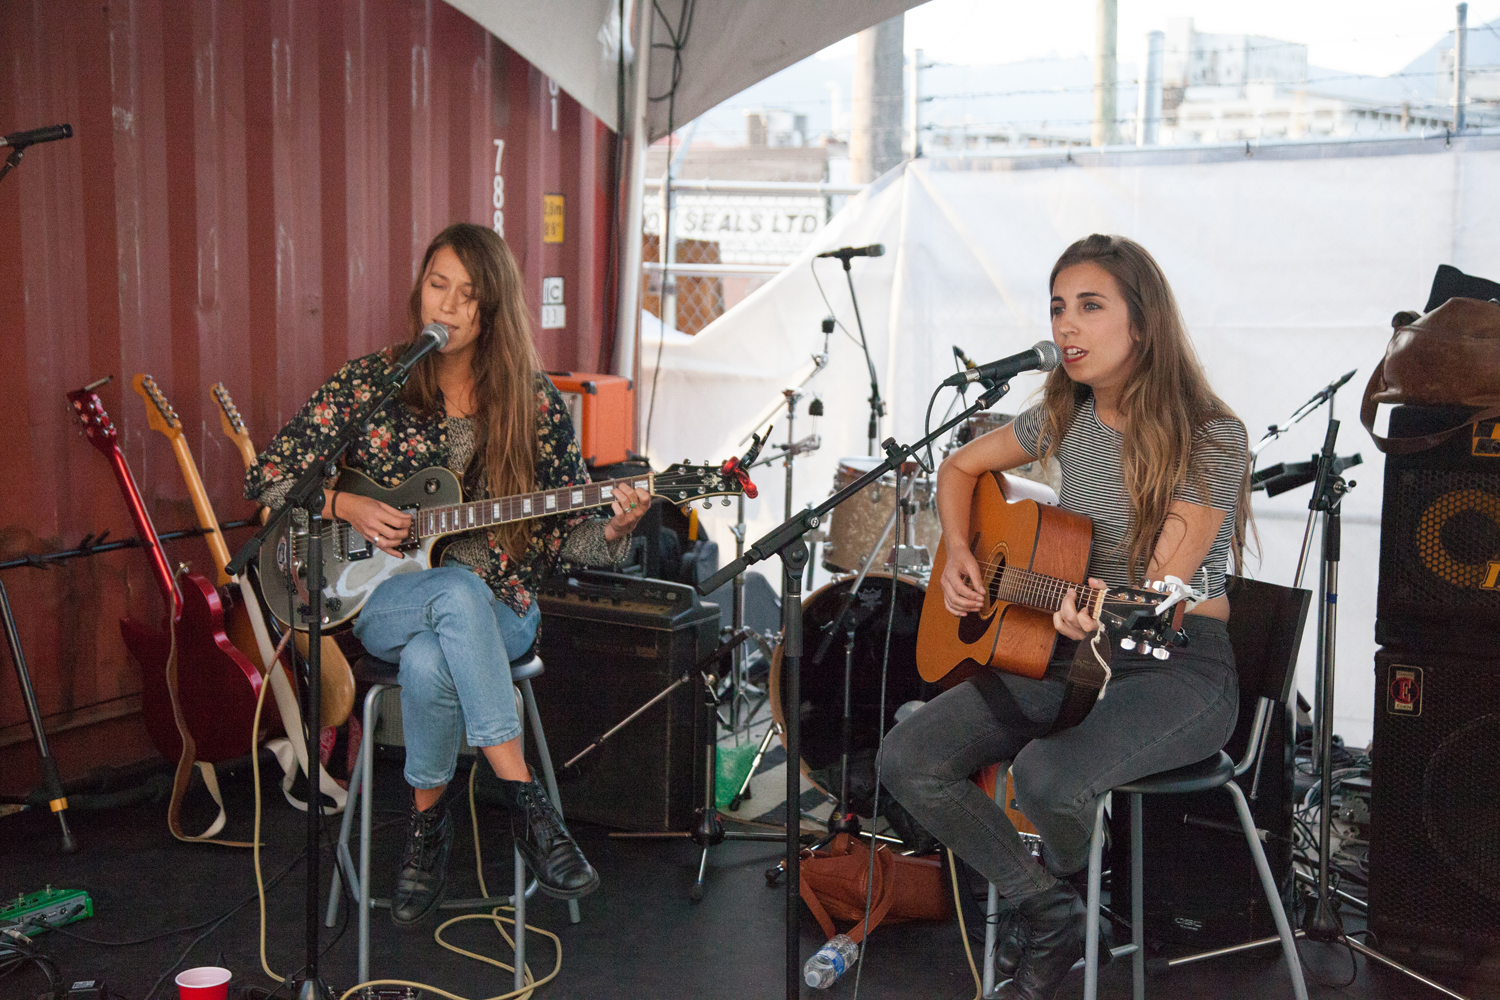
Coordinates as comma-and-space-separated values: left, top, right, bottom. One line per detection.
987, 555, 1007, 604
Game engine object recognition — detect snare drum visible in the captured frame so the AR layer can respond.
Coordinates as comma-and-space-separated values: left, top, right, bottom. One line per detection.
821, 457, 941, 574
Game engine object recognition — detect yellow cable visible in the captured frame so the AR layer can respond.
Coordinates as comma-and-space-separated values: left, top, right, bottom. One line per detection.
248, 660, 567, 1000
949, 848, 983, 1000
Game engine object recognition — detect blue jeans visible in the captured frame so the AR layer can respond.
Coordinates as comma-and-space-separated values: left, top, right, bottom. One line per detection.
351, 567, 540, 789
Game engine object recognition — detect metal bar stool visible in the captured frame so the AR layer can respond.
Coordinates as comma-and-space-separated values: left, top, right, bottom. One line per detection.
1079, 577, 1312, 1000
325, 646, 580, 987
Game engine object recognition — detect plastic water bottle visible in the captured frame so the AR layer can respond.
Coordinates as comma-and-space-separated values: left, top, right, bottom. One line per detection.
804, 933, 860, 988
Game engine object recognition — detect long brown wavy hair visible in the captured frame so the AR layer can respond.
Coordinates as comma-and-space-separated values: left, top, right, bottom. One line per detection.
1037, 234, 1252, 584
400, 223, 542, 559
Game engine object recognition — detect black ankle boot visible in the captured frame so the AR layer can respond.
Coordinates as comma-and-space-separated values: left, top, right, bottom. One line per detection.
996, 879, 1086, 1000
500, 776, 600, 900
392, 794, 452, 926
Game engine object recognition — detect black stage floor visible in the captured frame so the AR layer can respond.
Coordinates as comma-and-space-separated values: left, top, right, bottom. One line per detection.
1, 754, 1483, 1000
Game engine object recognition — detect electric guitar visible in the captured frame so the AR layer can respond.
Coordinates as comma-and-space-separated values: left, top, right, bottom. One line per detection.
916, 472, 1198, 728
260, 463, 749, 631
209, 380, 355, 729
68, 381, 274, 765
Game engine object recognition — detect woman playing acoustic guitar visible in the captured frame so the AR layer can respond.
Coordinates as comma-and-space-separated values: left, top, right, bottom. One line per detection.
881, 234, 1251, 999
246, 223, 650, 924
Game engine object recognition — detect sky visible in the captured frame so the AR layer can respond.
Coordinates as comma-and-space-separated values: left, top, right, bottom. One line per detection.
814, 0, 1500, 78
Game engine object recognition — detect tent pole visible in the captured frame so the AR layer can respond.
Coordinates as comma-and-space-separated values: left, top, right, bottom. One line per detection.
617, 0, 652, 448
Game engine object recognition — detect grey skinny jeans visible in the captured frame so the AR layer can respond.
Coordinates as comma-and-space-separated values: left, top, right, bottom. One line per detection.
878, 615, 1238, 902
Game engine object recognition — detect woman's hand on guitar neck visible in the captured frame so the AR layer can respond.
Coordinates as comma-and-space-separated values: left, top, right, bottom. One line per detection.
1055, 579, 1105, 640
336, 491, 413, 557
940, 544, 987, 617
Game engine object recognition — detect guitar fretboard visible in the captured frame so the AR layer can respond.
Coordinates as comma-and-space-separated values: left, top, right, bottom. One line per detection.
986, 564, 1106, 616
417, 474, 651, 538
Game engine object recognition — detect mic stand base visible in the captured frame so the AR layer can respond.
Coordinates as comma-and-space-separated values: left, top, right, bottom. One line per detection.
294, 976, 336, 1000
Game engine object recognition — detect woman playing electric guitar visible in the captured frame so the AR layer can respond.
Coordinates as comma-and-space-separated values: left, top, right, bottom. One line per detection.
880, 235, 1252, 1000
245, 223, 651, 924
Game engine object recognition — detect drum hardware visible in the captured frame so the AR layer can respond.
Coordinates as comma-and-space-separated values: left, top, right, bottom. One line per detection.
584, 627, 787, 901
695, 353, 1014, 1000
821, 458, 940, 576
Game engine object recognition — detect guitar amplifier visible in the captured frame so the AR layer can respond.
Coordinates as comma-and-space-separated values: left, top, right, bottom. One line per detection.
530, 570, 718, 831
545, 372, 634, 467
1377, 405, 1500, 652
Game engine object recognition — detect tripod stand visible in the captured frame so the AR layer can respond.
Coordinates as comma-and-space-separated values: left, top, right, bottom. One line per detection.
1289, 407, 1473, 999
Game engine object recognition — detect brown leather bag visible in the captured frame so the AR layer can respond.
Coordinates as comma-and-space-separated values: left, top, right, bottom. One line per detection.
798, 833, 952, 945
1361, 297, 1500, 454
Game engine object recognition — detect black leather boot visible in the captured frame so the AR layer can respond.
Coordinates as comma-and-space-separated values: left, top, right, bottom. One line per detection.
391, 793, 452, 926
500, 776, 600, 900
996, 879, 1087, 1000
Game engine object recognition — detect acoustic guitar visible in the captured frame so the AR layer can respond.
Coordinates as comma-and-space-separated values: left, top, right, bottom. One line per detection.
258, 463, 748, 631
209, 380, 355, 728
68, 383, 274, 765
916, 472, 1195, 727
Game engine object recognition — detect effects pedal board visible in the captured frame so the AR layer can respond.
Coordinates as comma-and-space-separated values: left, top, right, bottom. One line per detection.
0, 886, 93, 937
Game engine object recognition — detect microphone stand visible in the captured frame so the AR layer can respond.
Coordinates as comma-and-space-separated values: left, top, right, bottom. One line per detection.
833, 256, 885, 457
225, 368, 417, 1000
1252, 383, 1468, 999
697, 376, 1014, 1000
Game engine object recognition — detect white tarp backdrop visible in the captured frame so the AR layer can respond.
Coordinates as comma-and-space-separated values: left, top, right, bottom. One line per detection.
642, 134, 1500, 748
442, 0, 926, 138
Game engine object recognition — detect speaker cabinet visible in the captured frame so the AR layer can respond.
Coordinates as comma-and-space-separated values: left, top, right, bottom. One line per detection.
530, 572, 719, 832
1108, 699, 1295, 947
1369, 648, 1500, 957
1377, 405, 1500, 652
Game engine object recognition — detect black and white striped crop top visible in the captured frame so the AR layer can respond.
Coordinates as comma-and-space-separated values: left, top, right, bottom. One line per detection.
1010, 394, 1248, 600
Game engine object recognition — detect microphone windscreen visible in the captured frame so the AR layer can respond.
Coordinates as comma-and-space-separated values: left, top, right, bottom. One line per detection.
421, 322, 451, 348
869, 244, 886, 257
1033, 340, 1063, 372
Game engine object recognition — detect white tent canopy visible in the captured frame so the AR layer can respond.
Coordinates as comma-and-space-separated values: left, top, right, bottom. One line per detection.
442, 0, 924, 138
642, 134, 1500, 748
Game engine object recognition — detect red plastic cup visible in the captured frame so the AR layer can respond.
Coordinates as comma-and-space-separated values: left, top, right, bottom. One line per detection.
175, 967, 231, 1000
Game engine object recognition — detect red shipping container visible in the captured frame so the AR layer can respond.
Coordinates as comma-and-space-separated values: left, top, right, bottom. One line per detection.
546, 372, 635, 467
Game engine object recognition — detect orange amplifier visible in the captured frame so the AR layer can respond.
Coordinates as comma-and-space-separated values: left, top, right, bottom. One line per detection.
546, 372, 634, 467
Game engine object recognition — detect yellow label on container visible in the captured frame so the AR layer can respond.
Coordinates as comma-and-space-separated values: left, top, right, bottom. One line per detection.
543, 194, 565, 243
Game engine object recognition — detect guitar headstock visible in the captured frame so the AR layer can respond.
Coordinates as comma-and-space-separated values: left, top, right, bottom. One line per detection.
211, 381, 248, 439
67, 378, 119, 457
1098, 577, 1203, 659
132, 374, 183, 440
652, 461, 751, 508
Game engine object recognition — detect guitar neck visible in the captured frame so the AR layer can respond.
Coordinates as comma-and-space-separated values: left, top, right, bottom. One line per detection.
992, 566, 1105, 618
104, 444, 183, 616
165, 434, 232, 586
415, 473, 650, 539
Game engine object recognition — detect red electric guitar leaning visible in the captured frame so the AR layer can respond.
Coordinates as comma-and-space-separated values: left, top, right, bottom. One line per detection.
69, 379, 272, 844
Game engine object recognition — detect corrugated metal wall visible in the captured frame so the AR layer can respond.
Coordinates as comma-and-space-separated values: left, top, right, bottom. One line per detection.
0, 0, 618, 792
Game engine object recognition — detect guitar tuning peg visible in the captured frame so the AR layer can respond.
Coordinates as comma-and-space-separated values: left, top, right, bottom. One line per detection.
721, 498, 731, 506
1138, 641, 1153, 655
702, 500, 712, 510
1152, 646, 1170, 660
1119, 637, 1136, 652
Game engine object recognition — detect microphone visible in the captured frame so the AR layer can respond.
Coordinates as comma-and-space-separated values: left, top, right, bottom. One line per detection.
389, 323, 450, 380
0, 123, 72, 148
941, 341, 1063, 388
816, 243, 885, 261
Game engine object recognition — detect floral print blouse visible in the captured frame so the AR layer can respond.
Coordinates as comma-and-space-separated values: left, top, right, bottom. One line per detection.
244, 348, 624, 617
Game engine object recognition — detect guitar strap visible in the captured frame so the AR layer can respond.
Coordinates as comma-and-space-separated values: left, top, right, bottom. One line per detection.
1050, 631, 1111, 734
163, 615, 255, 848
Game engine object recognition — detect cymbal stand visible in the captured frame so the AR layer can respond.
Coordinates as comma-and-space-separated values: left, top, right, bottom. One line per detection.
1293, 411, 1471, 999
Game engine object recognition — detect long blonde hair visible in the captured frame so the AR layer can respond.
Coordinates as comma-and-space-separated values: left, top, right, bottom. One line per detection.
1038, 234, 1252, 583
400, 223, 542, 559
